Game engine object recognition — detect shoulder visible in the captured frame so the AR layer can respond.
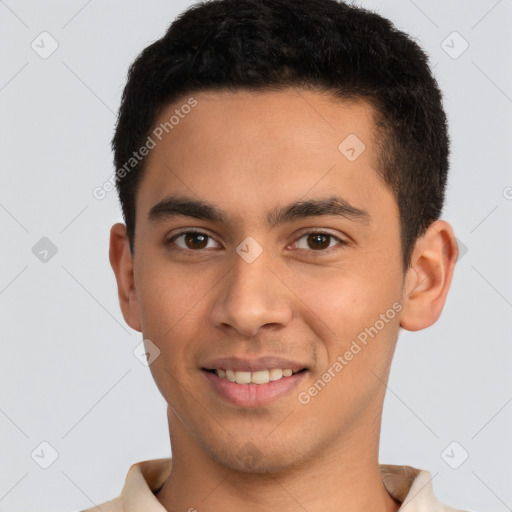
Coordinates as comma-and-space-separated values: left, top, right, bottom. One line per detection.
75, 458, 172, 512
379, 464, 473, 512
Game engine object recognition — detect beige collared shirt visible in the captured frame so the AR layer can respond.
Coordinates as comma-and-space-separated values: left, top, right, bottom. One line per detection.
79, 458, 467, 511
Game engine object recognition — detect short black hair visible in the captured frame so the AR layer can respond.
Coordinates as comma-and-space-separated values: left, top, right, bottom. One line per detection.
112, 0, 449, 270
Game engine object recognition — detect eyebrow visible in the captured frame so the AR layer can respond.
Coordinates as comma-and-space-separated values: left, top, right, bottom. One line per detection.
147, 195, 370, 227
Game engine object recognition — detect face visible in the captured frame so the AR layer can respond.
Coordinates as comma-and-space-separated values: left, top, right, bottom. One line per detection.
124, 88, 408, 472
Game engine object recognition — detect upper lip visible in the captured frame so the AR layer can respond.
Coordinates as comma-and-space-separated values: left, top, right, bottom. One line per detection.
202, 356, 308, 372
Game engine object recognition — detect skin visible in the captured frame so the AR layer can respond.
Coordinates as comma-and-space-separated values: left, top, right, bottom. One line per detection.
110, 88, 458, 512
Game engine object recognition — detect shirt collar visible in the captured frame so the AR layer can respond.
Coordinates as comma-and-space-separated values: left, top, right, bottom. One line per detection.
121, 458, 455, 512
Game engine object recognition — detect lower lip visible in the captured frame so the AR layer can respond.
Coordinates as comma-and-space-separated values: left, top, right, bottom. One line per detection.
203, 370, 307, 407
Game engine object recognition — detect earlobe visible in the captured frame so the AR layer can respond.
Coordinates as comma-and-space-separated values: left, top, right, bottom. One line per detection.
109, 223, 142, 332
399, 220, 458, 332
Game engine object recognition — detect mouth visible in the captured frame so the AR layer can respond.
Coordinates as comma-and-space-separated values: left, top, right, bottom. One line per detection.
201, 366, 308, 407
203, 367, 306, 384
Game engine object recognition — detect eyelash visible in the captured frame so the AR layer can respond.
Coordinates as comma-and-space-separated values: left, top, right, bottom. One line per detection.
165, 230, 347, 255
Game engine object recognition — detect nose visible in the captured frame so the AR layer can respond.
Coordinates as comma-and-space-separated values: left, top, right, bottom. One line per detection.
210, 250, 293, 337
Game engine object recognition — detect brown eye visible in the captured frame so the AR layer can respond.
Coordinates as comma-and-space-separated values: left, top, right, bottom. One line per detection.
306, 233, 331, 250
184, 232, 208, 249
169, 231, 219, 251
293, 231, 346, 252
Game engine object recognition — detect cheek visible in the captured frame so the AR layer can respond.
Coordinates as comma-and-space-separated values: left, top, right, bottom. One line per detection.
135, 253, 207, 334
289, 260, 403, 383
293, 273, 401, 422
295, 268, 395, 336
135, 266, 206, 401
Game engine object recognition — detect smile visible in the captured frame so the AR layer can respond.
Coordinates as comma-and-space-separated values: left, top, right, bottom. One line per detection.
203, 367, 308, 407
212, 368, 303, 384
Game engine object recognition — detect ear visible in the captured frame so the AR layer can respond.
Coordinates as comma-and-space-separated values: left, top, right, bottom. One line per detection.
109, 223, 142, 332
400, 220, 458, 331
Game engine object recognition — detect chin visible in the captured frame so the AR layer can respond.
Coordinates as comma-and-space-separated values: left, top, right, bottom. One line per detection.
202, 437, 311, 475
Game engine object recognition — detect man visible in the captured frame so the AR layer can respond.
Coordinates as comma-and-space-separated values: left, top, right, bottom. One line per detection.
85, 0, 467, 510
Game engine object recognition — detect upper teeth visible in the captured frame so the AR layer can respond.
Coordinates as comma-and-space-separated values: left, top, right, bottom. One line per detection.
215, 368, 300, 384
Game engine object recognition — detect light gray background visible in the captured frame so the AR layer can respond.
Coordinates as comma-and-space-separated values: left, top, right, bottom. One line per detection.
0, 0, 511, 510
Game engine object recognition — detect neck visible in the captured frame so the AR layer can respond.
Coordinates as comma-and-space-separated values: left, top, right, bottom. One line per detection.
155, 413, 400, 512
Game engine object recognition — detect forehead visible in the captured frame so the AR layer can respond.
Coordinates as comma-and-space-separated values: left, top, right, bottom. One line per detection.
158, 88, 378, 151
137, 88, 392, 225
